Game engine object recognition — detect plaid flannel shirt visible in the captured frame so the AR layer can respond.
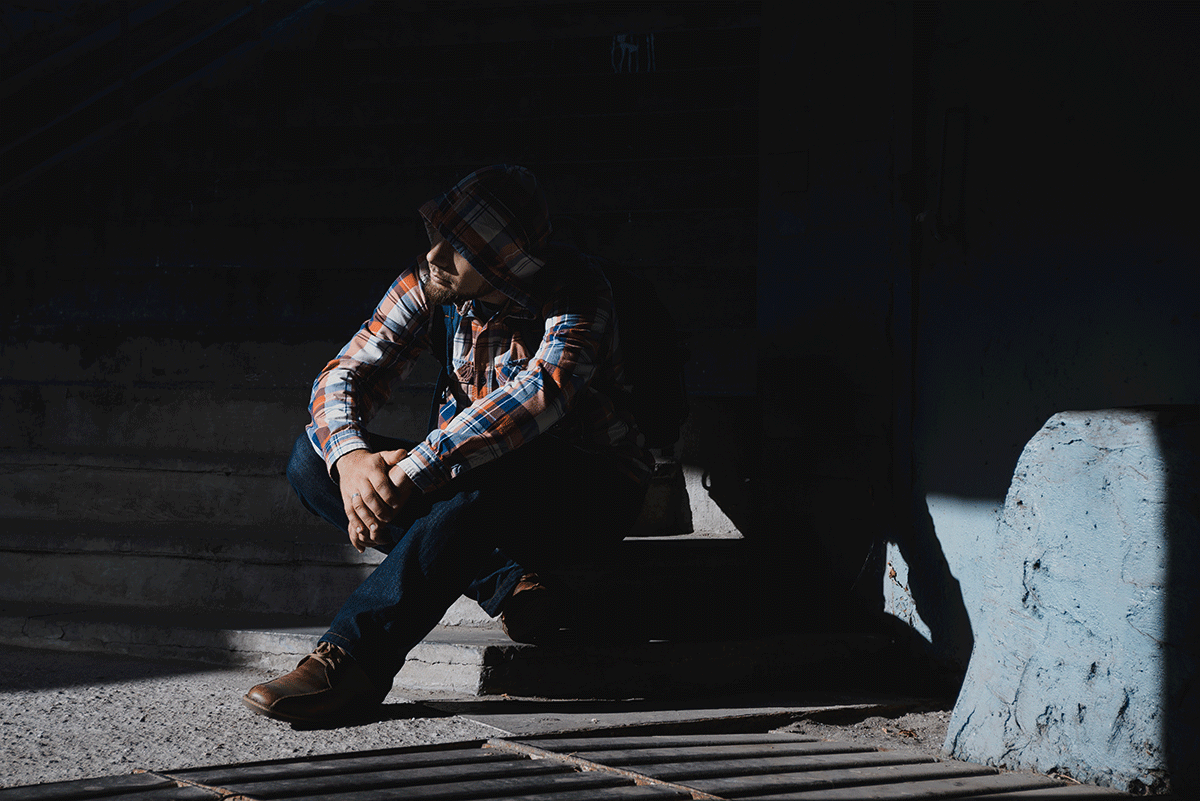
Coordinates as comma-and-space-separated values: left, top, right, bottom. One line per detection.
306, 166, 653, 492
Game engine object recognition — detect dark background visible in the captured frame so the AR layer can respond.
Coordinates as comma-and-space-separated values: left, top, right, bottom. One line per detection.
2, 0, 1198, 698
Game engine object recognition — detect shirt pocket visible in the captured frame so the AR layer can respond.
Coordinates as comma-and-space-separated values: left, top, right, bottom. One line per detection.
494, 349, 530, 385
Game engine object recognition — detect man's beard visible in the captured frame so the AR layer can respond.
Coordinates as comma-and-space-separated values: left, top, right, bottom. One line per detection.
421, 275, 462, 306
419, 261, 497, 306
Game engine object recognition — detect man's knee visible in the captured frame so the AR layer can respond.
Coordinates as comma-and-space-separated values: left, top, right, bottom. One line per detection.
287, 434, 332, 511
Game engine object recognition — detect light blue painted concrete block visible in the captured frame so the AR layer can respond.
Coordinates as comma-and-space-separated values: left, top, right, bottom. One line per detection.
944, 408, 1199, 794
887, 493, 1001, 674
884, 541, 932, 643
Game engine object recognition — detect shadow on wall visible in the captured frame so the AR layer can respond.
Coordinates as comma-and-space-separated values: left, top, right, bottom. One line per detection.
886, 488, 975, 690
551, 216, 758, 542
1159, 408, 1200, 795
896, 0, 1200, 694
903, 221, 1200, 693
679, 396, 758, 539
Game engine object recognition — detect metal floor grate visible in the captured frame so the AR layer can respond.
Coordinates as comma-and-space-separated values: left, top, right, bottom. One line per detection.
1, 731, 1127, 800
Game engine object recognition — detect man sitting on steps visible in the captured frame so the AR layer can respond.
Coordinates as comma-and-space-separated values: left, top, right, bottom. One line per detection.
243, 165, 653, 725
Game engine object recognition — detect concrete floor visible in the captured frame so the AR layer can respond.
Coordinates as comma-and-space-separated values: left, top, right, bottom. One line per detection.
0, 646, 953, 789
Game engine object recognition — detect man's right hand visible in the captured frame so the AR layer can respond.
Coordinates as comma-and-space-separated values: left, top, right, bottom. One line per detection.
335, 448, 412, 552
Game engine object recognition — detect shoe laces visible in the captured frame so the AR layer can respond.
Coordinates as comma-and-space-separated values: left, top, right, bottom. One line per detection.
514, 572, 546, 593
305, 641, 345, 673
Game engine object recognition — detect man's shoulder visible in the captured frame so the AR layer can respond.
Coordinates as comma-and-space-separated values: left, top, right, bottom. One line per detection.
541, 241, 598, 273
531, 242, 610, 299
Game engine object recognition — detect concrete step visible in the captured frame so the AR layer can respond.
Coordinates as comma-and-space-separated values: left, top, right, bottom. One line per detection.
0, 522, 745, 630
1, 327, 737, 537
0, 382, 429, 455
0, 601, 894, 697
0, 328, 435, 454
0, 521, 378, 619
0, 452, 321, 532
1, 332, 367, 390
0, 446, 694, 534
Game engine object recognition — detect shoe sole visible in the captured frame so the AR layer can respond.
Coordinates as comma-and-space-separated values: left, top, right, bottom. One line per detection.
241, 693, 354, 726
242, 693, 313, 725
242, 693, 385, 727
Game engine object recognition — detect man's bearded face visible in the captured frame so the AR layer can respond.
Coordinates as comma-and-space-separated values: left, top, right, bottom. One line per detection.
421, 239, 497, 306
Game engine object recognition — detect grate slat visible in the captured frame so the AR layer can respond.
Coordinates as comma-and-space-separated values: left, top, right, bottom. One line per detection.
568, 742, 879, 766
694, 761, 997, 798
210, 758, 577, 799
168, 744, 509, 785
268, 769, 634, 801
516, 733, 820, 752
5, 731, 1120, 800
737, 771, 1066, 800
0, 774, 209, 801
633, 752, 937, 782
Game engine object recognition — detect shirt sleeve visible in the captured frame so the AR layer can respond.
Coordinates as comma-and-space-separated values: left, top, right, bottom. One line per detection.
396, 269, 613, 493
306, 264, 430, 475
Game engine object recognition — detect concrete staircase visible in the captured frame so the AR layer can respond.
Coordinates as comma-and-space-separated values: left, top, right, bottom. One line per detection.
0, 2, 904, 700
0, 513, 885, 697
0, 534, 889, 699
0, 306, 775, 697
0, 319, 792, 697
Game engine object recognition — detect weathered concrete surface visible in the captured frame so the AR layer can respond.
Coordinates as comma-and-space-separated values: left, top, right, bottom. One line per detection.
0, 601, 894, 698
0, 527, 380, 618
0, 602, 501, 695
0, 524, 743, 630
0, 644, 948, 790
944, 408, 1200, 794
0, 645, 500, 790
884, 541, 931, 643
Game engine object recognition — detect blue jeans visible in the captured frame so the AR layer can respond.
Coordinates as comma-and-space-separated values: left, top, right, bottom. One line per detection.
286, 432, 646, 690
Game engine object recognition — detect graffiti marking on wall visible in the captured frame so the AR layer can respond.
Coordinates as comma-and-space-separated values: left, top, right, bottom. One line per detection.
612, 33, 656, 73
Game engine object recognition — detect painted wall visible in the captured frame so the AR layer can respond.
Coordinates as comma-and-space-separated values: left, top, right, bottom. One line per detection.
757, 2, 900, 624
891, 0, 1200, 667
885, 2, 1200, 791
757, 2, 1200, 770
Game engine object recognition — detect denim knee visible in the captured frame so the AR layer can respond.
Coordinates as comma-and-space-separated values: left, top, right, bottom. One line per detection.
286, 433, 338, 521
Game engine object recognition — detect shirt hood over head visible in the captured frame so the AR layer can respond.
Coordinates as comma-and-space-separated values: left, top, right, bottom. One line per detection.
418, 164, 552, 316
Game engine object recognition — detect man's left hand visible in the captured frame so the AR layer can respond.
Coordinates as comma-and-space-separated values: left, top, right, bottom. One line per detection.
343, 449, 415, 552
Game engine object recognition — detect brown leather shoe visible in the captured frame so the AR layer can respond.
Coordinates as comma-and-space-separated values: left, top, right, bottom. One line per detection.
242, 641, 388, 725
501, 573, 561, 644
